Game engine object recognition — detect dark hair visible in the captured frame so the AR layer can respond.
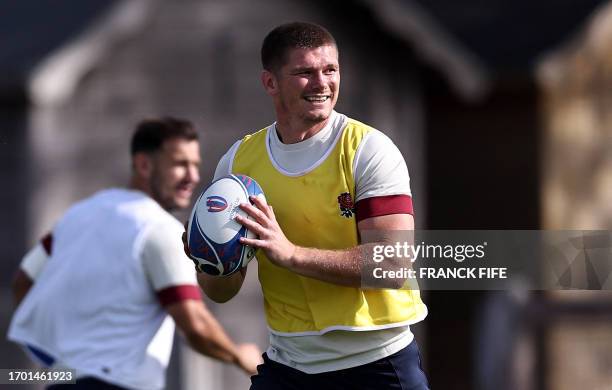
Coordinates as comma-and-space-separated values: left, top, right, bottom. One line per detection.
130, 117, 198, 155
261, 22, 337, 72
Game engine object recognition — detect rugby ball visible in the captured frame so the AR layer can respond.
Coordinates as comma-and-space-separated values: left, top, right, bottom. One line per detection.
187, 174, 265, 276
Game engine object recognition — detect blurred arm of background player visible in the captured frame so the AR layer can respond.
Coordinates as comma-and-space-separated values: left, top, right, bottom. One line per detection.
11, 234, 262, 375
165, 299, 261, 374
11, 236, 48, 308
12, 269, 33, 307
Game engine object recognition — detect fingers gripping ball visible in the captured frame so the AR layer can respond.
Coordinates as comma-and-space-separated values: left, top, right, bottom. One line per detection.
187, 174, 265, 276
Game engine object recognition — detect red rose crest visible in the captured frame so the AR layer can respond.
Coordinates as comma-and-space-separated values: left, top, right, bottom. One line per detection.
337, 192, 355, 218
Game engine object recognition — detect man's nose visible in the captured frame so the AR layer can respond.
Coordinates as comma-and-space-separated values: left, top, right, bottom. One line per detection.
311, 71, 326, 89
188, 166, 200, 184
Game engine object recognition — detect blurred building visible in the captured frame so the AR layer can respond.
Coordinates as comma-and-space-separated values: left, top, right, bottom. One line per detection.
2, 0, 612, 389
538, 2, 612, 390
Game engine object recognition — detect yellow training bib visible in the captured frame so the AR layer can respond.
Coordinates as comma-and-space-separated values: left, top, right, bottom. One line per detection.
232, 118, 427, 334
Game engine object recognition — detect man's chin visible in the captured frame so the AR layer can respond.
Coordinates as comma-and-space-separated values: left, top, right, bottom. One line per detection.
174, 198, 191, 210
160, 197, 190, 211
304, 110, 331, 123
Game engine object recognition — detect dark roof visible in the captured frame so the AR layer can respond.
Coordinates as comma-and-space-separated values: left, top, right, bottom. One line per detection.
0, 0, 117, 94
412, 0, 607, 69
0, 0, 606, 99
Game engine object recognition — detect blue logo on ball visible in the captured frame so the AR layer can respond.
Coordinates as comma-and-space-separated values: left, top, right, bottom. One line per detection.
206, 196, 228, 212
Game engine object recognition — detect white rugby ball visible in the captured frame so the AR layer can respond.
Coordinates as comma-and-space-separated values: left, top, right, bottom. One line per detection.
187, 174, 265, 276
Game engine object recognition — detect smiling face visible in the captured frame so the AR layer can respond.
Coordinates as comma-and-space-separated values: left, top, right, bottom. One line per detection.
263, 45, 340, 140
136, 138, 201, 211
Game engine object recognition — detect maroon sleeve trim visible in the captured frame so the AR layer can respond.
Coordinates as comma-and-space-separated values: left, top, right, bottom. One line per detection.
157, 285, 202, 307
355, 195, 414, 222
41, 233, 53, 255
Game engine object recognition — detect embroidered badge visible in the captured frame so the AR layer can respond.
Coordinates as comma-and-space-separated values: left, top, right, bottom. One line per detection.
337, 192, 355, 218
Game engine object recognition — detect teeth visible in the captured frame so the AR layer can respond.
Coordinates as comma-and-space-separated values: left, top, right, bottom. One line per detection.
305, 96, 329, 102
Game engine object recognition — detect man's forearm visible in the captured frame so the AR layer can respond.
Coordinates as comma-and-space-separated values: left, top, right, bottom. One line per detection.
12, 269, 33, 307
236, 198, 414, 288
184, 307, 241, 364
287, 243, 375, 287
197, 268, 246, 303
286, 241, 412, 289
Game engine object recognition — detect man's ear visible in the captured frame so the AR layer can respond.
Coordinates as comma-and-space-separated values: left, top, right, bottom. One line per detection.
261, 70, 279, 96
132, 153, 153, 179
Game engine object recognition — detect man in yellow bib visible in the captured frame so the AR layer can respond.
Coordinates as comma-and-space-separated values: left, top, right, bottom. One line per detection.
197, 22, 429, 389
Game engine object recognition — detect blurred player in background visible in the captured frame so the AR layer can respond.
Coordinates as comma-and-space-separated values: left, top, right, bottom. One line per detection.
190, 23, 430, 389
8, 117, 262, 389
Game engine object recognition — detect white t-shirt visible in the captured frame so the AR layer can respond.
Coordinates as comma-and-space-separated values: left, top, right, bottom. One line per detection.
21, 215, 196, 292
215, 111, 421, 373
9, 189, 199, 389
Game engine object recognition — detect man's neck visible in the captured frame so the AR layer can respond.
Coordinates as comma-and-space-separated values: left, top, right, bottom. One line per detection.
129, 177, 145, 194
275, 117, 331, 144
129, 178, 155, 202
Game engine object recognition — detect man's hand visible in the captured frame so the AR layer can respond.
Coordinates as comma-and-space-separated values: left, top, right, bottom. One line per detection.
183, 221, 248, 302
237, 201, 415, 287
235, 343, 263, 375
167, 300, 261, 376
236, 196, 296, 268
182, 221, 203, 272
182, 221, 191, 254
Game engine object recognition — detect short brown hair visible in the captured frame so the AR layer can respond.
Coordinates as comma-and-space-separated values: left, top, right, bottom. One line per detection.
261, 22, 337, 72
130, 117, 198, 155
